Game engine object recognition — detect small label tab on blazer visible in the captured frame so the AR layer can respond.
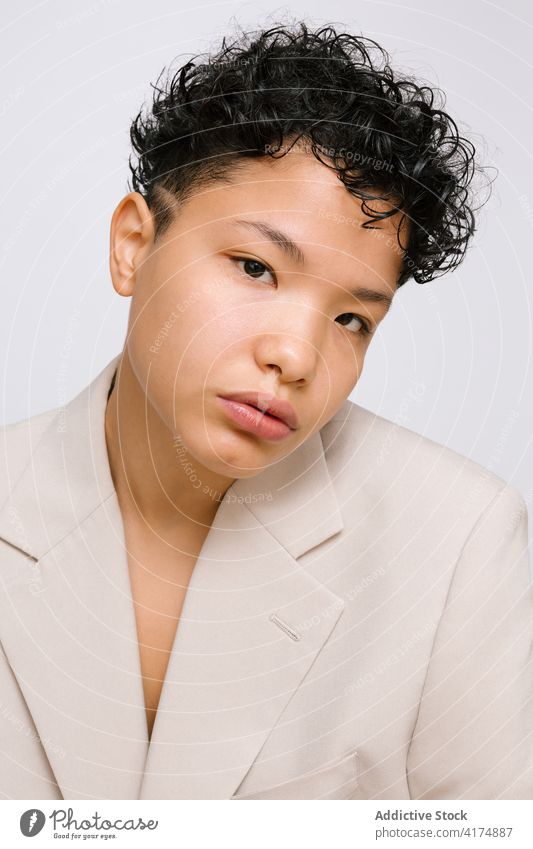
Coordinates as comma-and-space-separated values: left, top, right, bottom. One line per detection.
269, 613, 302, 641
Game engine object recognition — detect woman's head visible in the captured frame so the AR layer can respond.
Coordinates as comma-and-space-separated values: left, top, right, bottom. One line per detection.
109, 21, 485, 482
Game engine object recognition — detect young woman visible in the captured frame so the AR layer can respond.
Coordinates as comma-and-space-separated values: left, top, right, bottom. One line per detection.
0, 22, 531, 800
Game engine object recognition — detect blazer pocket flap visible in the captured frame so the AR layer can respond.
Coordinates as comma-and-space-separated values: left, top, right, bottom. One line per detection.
232, 747, 359, 800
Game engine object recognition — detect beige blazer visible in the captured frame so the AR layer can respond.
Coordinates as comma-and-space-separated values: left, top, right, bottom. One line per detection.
0, 354, 531, 801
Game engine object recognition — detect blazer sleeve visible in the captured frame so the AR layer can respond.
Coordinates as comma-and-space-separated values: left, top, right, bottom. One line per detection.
406, 483, 533, 799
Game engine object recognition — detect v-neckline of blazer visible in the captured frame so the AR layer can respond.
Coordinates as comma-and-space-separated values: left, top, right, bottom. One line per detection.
0, 355, 348, 799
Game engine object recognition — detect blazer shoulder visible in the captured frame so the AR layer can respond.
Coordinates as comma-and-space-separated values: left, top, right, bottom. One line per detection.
320, 398, 525, 516
0, 407, 59, 510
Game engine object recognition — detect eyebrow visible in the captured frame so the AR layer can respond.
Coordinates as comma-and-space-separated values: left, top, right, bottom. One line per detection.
229, 217, 306, 265
227, 217, 394, 311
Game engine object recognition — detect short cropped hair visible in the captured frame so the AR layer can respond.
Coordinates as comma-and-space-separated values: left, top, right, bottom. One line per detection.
127, 21, 488, 286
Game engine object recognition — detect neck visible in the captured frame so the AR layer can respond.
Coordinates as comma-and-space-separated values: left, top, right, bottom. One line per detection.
104, 349, 236, 533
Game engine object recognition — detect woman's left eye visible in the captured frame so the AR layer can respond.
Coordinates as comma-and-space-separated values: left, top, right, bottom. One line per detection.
234, 257, 275, 284
335, 312, 372, 336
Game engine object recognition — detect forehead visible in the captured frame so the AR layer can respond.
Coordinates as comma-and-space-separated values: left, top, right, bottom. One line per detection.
168, 149, 406, 289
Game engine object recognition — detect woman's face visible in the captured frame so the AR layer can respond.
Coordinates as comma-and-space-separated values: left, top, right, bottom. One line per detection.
111, 150, 405, 479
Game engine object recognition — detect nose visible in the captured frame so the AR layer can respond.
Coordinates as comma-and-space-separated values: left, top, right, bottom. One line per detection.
253, 305, 325, 385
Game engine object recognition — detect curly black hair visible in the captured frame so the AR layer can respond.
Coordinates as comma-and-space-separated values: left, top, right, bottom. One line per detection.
127, 21, 489, 286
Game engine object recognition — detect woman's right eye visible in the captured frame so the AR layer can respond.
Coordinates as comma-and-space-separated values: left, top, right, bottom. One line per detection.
233, 257, 276, 285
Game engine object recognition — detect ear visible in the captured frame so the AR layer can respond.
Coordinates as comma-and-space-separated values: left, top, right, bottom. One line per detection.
109, 192, 155, 297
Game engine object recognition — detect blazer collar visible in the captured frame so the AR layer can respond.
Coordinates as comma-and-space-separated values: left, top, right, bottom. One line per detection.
0, 355, 345, 799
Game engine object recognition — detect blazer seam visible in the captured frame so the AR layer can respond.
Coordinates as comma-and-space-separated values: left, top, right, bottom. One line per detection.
33, 491, 116, 561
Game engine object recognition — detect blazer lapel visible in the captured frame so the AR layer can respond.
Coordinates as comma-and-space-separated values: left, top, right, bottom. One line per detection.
0, 355, 346, 800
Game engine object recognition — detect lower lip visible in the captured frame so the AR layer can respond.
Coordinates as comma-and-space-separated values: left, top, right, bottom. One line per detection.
217, 397, 293, 442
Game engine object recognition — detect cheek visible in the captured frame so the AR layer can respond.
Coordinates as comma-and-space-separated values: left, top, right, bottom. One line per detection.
127, 282, 224, 367
317, 346, 364, 421
126, 288, 244, 419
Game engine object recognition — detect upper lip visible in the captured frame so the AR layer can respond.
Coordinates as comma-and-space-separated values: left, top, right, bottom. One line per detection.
220, 391, 299, 430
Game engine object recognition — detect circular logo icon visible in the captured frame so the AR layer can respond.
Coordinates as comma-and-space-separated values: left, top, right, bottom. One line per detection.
20, 809, 46, 837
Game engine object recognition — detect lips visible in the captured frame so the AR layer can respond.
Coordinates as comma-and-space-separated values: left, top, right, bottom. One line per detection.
218, 391, 299, 430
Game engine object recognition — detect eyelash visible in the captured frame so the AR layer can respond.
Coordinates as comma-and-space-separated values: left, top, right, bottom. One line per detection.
231, 256, 374, 337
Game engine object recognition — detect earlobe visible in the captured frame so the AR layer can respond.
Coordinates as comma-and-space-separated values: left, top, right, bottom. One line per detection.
109, 191, 154, 297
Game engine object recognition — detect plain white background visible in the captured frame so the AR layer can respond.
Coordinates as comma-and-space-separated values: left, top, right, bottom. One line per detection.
1, 0, 532, 551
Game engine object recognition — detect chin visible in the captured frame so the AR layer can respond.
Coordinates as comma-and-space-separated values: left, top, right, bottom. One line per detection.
204, 429, 283, 477
210, 445, 270, 478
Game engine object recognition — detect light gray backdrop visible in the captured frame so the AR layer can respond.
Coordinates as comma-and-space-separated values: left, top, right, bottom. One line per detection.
1, 0, 532, 556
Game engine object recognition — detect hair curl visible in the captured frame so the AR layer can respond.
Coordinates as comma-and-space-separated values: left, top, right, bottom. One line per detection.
128, 21, 490, 286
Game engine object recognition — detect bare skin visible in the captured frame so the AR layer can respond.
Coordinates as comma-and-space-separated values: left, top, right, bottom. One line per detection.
105, 147, 406, 736
114, 496, 208, 740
